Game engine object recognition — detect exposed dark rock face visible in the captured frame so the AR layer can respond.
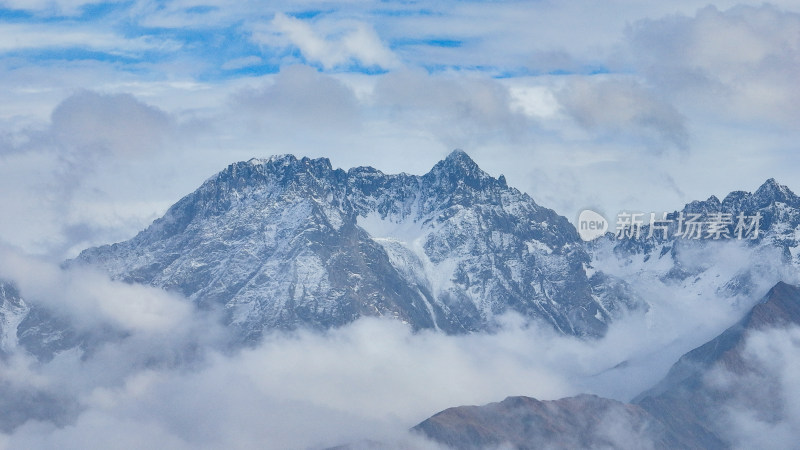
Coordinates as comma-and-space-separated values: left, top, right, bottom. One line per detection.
414, 394, 670, 450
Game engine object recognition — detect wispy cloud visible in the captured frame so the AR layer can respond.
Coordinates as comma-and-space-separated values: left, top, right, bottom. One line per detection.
255, 12, 400, 70
0, 23, 181, 54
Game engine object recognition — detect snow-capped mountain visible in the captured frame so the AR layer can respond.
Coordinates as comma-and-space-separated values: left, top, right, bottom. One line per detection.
0, 281, 27, 357
0, 280, 80, 432
604, 177, 800, 259
69, 150, 626, 344
0, 279, 107, 362
590, 178, 800, 324
6, 152, 800, 363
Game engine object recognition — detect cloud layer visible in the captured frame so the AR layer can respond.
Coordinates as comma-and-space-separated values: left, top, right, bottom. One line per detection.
0, 236, 794, 448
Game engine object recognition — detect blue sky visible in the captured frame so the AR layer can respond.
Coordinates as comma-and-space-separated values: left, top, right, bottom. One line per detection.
1, 0, 800, 258
0, 1, 538, 78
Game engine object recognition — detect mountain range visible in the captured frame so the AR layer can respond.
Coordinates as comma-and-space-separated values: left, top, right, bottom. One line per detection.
40, 150, 635, 353
7, 151, 796, 359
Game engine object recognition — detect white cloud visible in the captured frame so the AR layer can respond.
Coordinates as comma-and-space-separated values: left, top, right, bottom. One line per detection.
507, 83, 562, 119
49, 90, 175, 158
704, 325, 800, 449
262, 13, 400, 70
0, 90, 185, 258
0, 0, 111, 16
0, 247, 193, 333
0, 23, 180, 54
627, 4, 800, 126
0, 313, 562, 448
370, 69, 535, 149
557, 77, 688, 151
220, 55, 263, 71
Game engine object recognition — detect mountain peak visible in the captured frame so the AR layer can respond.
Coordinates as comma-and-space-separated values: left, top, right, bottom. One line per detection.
444, 148, 475, 164
426, 149, 492, 187
244, 154, 297, 166
244, 154, 334, 171
437, 149, 481, 171
679, 178, 799, 222
748, 281, 800, 330
761, 177, 781, 189
754, 178, 797, 205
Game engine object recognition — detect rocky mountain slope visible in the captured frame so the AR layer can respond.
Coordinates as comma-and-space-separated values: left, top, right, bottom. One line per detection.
414, 394, 670, 449
632, 281, 800, 449
415, 281, 800, 449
